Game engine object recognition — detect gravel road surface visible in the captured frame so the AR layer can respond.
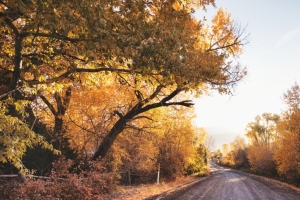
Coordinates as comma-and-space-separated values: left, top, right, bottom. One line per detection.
163, 162, 300, 200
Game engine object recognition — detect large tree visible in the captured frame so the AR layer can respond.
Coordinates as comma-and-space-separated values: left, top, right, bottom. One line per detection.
274, 83, 300, 181
246, 113, 280, 146
1, 0, 247, 165
245, 113, 280, 175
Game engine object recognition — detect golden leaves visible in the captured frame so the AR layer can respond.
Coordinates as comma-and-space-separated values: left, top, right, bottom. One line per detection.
0, 0, 247, 175
202, 7, 245, 57
0, 111, 58, 173
1, 0, 247, 100
247, 143, 276, 174
273, 83, 300, 178
244, 83, 300, 179
172, 2, 182, 11
211, 8, 232, 36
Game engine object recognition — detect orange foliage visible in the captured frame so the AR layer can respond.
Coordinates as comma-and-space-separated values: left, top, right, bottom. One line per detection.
274, 83, 300, 181
220, 136, 248, 169
247, 144, 276, 175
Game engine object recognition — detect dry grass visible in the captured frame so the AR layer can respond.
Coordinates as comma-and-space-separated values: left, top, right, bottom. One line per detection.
104, 176, 204, 200
255, 175, 300, 192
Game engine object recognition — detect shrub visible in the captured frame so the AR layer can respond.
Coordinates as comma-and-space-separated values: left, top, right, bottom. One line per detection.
0, 158, 114, 200
247, 144, 277, 176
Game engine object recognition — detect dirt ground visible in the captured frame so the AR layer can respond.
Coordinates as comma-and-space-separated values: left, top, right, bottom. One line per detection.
104, 163, 300, 200
103, 175, 208, 200
162, 163, 300, 200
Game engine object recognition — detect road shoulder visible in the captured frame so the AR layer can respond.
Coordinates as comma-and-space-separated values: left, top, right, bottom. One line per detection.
144, 176, 209, 200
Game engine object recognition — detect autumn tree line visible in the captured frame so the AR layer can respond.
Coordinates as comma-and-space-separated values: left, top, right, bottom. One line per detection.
0, 0, 247, 198
219, 83, 300, 185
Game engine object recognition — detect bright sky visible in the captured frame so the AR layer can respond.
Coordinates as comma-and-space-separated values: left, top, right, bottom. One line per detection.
193, 0, 300, 149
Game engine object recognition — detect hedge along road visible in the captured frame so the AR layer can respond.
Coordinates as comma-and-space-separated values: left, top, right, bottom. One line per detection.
162, 162, 300, 200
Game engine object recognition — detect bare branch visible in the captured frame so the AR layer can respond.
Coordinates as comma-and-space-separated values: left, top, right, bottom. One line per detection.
206, 24, 249, 53
165, 100, 194, 107
161, 88, 183, 103
67, 114, 100, 135
137, 96, 193, 115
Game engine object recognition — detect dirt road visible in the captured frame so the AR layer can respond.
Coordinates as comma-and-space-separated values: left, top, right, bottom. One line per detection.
162, 162, 300, 200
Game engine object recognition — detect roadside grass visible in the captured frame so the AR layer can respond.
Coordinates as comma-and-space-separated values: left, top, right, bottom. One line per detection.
236, 167, 300, 189
104, 176, 204, 200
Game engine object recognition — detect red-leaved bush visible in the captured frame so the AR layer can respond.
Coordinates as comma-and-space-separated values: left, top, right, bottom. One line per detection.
0, 158, 114, 200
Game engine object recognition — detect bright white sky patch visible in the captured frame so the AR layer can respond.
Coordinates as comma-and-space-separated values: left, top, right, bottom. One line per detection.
193, 0, 300, 149
275, 28, 300, 48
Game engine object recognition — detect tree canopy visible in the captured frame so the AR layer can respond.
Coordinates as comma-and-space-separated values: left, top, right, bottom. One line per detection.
274, 83, 300, 180
1, 0, 246, 96
0, 0, 247, 170
246, 113, 280, 146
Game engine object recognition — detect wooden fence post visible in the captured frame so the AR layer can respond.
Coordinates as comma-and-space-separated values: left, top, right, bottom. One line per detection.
128, 170, 131, 185
157, 163, 160, 185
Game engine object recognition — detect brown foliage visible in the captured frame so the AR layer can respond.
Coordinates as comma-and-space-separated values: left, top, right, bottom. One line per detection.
247, 144, 277, 176
245, 113, 279, 176
1, 0, 247, 165
0, 158, 114, 200
274, 111, 300, 181
273, 83, 300, 182
1, 0, 247, 181
220, 136, 248, 169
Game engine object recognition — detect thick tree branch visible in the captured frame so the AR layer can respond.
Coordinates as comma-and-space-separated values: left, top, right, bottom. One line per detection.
113, 110, 124, 118
0, 88, 18, 100
164, 100, 194, 107
26, 68, 134, 85
39, 95, 57, 116
21, 32, 83, 43
91, 87, 192, 160
137, 100, 194, 114
53, 86, 72, 115
54, 92, 63, 114
62, 86, 72, 112
127, 85, 166, 118
0, 13, 19, 35
1, 13, 22, 90
161, 88, 183, 103
10, 36, 22, 90
142, 84, 164, 105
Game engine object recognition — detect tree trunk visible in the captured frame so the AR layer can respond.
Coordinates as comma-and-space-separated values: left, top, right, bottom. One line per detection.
40, 86, 75, 158
92, 118, 127, 160
91, 87, 192, 160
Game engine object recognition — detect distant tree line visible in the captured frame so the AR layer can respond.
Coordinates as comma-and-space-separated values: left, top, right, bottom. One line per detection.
219, 83, 300, 186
